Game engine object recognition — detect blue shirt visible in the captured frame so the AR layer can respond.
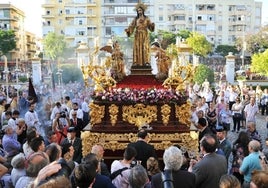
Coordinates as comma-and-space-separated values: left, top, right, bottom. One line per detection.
239, 152, 262, 182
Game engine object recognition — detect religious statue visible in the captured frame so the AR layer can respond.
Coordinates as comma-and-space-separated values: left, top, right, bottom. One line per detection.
111, 41, 125, 81
125, 2, 155, 66
152, 42, 171, 80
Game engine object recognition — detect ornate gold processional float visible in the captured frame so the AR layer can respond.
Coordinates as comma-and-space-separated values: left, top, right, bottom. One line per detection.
80, 38, 199, 160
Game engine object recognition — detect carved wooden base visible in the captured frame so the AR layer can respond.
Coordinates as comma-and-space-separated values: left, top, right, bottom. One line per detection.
81, 131, 199, 157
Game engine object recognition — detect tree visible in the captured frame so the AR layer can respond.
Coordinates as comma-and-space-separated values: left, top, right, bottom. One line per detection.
236, 26, 268, 55
55, 64, 83, 84
177, 29, 191, 39
186, 32, 212, 56
215, 45, 238, 56
251, 49, 268, 76
193, 64, 214, 85
0, 30, 16, 56
43, 32, 67, 61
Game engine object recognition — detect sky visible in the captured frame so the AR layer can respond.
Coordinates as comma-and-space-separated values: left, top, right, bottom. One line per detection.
2, 0, 268, 37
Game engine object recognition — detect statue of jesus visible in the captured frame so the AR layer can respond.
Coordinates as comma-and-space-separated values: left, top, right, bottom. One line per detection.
125, 2, 155, 66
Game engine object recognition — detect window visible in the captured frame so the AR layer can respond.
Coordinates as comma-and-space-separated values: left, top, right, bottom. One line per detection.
46, 10, 50, 15
159, 16, 163, 21
106, 27, 112, 35
79, 20, 83, 25
47, 21, 50, 26
174, 15, 185, 21
59, 0, 62, 2
66, 9, 70, 14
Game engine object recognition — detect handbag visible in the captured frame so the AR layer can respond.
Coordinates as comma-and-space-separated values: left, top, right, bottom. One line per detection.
234, 113, 242, 119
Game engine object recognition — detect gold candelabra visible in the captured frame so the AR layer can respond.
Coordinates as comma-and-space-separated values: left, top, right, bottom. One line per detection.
163, 44, 195, 92
80, 43, 116, 92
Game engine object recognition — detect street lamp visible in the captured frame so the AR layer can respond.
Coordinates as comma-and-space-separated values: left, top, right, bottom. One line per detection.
14, 58, 21, 97
2, 55, 9, 99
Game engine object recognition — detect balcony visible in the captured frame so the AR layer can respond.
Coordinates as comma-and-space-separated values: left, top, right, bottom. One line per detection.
42, 14, 55, 19
42, 3, 55, 8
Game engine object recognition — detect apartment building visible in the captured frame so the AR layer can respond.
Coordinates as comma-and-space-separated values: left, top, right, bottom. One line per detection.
154, 0, 262, 46
42, 0, 262, 48
26, 31, 38, 60
0, 3, 27, 61
42, 0, 101, 48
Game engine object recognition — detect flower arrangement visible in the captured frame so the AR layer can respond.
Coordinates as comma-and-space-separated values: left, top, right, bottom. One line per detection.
91, 88, 188, 105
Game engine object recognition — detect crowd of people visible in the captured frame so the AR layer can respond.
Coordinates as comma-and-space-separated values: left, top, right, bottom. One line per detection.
0, 76, 267, 188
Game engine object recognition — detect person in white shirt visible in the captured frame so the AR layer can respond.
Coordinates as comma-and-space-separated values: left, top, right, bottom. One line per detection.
69, 102, 83, 120
24, 102, 42, 135
81, 98, 90, 125
244, 97, 259, 123
50, 102, 63, 120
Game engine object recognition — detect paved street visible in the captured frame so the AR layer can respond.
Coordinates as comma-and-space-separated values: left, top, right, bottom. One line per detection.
227, 114, 267, 145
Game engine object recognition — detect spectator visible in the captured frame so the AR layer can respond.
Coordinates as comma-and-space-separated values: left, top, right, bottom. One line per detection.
244, 97, 258, 123
45, 143, 62, 162
239, 140, 262, 188
69, 111, 84, 138
246, 121, 261, 143
146, 157, 160, 181
29, 137, 45, 153
219, 174, 241, 188
2, 124, 21, 162
231, 97, 243, 133
230, 131, 250, 184
250, 170, 268, 188
216, 126, 232, 161
69, 102, 83, 120
189, 134, 227, 188
128, 129, 157, 168
128, 165, 150, 188
15, 152, 49, 188
61, 127, 82, 163
151, 146, 195, 188
74, 162, 97, 188
23, 126, 38, 158
80, 153, 115, 188
91, 144, 110, 177
52, 111, 70, 144
111, 146, 137, 188
33, 160, 72, 188
16, 118, 27, 145
11, 153, 26, 187
50, 102, 63, 121
81, 97, 90, 126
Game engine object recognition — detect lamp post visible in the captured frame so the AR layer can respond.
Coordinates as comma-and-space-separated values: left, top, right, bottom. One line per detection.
2, 55, 9, 99
15, 58, 20, 97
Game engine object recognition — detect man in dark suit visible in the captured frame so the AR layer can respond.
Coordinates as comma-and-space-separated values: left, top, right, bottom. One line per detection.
128, 129, 157, 168
61, 126, 82, 163
189, 134, 227, 188
70, 111, 84, 138
151, 146, 196, 188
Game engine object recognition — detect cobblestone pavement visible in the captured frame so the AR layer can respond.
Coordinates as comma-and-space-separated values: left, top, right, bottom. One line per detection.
227, 114, 267, 146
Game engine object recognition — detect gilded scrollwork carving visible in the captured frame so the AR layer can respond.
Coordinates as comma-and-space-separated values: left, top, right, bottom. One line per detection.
122, 104, 157, 129
109, 104, 119, 126
175, 101, 191, 126
89, 103, 105, 126
81, 131, 198, 157
161, 104, 171, 126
